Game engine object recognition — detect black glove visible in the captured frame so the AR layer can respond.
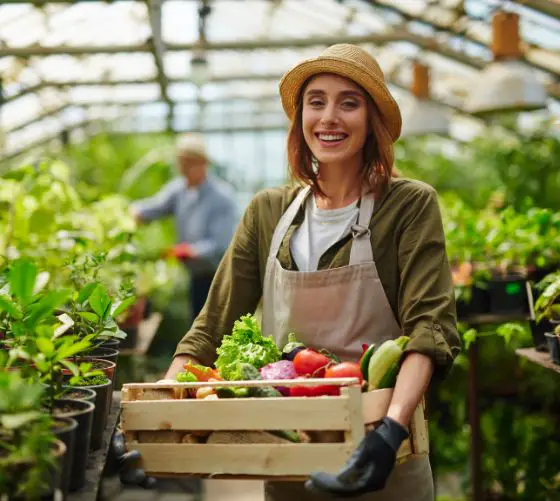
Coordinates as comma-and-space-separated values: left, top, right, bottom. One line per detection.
111, 429, 157, 489
305, 416, 409, 498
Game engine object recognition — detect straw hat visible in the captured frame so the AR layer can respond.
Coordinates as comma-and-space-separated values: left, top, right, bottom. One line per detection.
175, 133, 209, 162
279, 44, 402, 142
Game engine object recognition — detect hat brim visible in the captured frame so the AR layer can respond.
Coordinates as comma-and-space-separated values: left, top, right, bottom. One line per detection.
279, 56, 402, 142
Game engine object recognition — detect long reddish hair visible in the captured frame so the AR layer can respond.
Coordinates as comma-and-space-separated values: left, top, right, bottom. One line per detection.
287, 77, 395, 198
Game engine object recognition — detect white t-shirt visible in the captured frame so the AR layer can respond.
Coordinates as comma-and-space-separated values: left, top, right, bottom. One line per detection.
291, 196, 359, 272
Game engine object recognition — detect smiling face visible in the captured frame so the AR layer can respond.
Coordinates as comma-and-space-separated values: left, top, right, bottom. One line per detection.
301, 73, 369, 170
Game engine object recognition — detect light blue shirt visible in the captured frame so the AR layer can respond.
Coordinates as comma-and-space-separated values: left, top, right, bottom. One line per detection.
133, 174, 239, 276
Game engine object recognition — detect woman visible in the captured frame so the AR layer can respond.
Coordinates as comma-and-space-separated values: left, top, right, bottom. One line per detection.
164, 44, 460, 500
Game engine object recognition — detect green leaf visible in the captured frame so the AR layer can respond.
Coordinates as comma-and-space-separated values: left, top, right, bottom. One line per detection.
36, 337, 55, 356
27, 289, 72, 327
550, 304, 560, 318
78, 362, 92, 373
56, 338, 92, 360
78, 282, 99, 305
112, 329, 128, 340
28, 208, 55, 234
1, 411, 42, 430
88, 285, 112, 320
60, 359, 80, 377
9, 259, 37, 306
111, 296, 136, 318
462, 328, 478, 350
78, 311, 99, 323
0, 294, 22, 319
34, 357, 49, 373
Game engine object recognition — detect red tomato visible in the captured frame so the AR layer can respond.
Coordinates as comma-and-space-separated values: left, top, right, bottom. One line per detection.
293, 349, 331, 377
324, 362, 363, 384
289, 384, 340, 397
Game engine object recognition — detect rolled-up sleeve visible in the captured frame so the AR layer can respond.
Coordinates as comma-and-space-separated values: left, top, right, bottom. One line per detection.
397, 184, 461, 380
132, 179, 182, 221
174, 193, 262, 366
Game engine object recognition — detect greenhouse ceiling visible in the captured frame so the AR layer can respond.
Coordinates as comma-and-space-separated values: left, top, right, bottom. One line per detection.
1, 0, 559, 163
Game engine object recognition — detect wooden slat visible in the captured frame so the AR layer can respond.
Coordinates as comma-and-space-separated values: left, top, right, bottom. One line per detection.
409, 401, 430, 455
122, 377, 360, 390
361, 388, 393, 423
342, 386, 365, 448
135, 443, 354, 476
122, 397, 350, 431
396, 438, 412, 460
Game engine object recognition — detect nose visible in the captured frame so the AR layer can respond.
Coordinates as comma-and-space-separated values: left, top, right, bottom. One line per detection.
319, 102, 340, 127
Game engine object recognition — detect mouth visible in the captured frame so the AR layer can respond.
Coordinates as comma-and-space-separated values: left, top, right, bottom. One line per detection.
315, 132, 348, 147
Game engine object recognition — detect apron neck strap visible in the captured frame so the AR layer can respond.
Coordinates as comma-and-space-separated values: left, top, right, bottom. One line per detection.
268, 185, 311, 260
267, 184, 375, 266
349, 187, 375, 265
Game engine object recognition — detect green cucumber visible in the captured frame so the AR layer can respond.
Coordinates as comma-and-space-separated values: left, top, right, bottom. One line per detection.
216, 387, 250, 398
359, 344, 377, 380
367, 336, 410, 390
270, 429, 301, 443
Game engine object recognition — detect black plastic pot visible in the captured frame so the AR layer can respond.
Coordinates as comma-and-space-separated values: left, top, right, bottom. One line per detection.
456, 285, 491, 320
5, 439, 66, 501
527, 264, 558, 283
545, 332, 560, 365
60, 386, 97, 404
65, 376, 113, 451
53, 399, 95, 492
529, 318, 554, 352
488, 275, 529, 315
83, 346, 119, 364
51, 417, 77, 500
96, 337, 120, 349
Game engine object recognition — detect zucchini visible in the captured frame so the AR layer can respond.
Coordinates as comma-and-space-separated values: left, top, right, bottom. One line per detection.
377, 362, 399, 389
367, 336, 410, 390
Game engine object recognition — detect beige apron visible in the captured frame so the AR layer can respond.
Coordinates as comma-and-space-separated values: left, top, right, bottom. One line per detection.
261, 186, 434, 501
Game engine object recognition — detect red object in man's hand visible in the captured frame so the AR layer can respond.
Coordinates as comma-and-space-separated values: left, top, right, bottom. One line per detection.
166, 243, 197, 261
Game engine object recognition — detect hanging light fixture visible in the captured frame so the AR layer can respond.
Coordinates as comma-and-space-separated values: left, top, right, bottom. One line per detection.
190, 52, 209, 87
190, 1, 211, 88
401, 60, 450, 138
465, 11, 548, 116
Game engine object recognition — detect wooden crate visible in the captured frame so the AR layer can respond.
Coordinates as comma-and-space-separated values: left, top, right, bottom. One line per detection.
120, 378, 429, 480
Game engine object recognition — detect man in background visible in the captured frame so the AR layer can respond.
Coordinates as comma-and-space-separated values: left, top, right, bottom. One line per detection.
131, 133, 238, 323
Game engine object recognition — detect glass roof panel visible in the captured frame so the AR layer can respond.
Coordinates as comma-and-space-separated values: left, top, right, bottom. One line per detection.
67, 83, 161, 105
1, 0, 558, 163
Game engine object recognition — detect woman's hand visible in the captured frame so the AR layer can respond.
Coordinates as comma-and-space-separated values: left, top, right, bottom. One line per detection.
164, 354, 201, 379
305, 416, 408, 497
306, 352, 434, 497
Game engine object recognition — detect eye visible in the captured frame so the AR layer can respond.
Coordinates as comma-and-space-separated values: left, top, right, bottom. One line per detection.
342, 100, 359, 109
308, 99, 324, 107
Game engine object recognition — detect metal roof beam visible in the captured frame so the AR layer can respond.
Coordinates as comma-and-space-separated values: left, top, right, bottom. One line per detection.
1, 118, 95, 164
363, 0, 559, 77
6, 103, 71, 133
146, 0, 173, 130
509, 0, 560, 19
0, 32, 482, 59
4, 74, 279, 104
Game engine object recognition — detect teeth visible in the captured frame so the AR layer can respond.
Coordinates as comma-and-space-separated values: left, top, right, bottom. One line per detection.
318, 134, 346, 141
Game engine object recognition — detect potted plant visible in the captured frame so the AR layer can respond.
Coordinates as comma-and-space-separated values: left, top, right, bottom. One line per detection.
64, 364, 113, 451
534, 271, 560, 364
442, 197, 491, 318
0, 371, 66, 500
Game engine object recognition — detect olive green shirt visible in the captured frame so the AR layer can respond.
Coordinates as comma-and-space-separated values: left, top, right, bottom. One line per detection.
175, 178, 461, 380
